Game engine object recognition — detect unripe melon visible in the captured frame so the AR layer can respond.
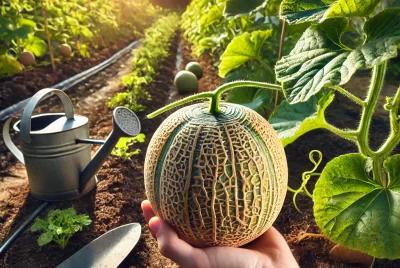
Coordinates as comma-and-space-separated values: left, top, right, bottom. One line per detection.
144, 102, 288, 247
59, 44, 72, 57
185, 62, 203, 78
19, 51, 35, 66
174, 70, 198, 94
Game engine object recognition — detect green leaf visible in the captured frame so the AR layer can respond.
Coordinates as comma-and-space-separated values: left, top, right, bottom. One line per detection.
224, 65, 276, 118
314, 154, 400, 259
280, 0, 381, 24
280, 0, 329, 24
24, 36, 47, 57
219, 30, 273, 78
224, 0, 268, 17
38, 232, 53, 246
199, 5, 223, 31
228, 88, 275, 118
325, 0, 382, 19
269, 90, 334, 146
0, 55, 23, 77
276, 9, 400, 104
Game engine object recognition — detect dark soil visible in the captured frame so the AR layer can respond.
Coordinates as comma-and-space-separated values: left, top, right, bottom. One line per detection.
0, 32, 399, 268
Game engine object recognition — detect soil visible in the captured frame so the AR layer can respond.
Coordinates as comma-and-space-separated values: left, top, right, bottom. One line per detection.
0, 31, 399, 268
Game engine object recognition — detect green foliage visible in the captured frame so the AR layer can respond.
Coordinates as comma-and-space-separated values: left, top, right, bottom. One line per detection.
0, 54, 23, 76
276, 9, 400, 104
109, 14, 180, 112
224, 67, 277, 118
182, 0, 400, 260
269, 90, 334, 147
30, 208, 91, 249
111, 134, 146, 160
219, 30, 273, 78
224, 0, 269, 17
314, 154, 400, 259
0, 0, 161, 77
280, 0, 381, 24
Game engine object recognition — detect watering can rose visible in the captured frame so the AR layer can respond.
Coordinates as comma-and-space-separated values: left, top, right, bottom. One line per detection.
144, 101, 288, 247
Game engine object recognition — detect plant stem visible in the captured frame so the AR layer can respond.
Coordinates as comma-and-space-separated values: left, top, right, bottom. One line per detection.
275, 19, 287, 108
147, 81, 281, 118
375, 87, 400, 158
41, 0, 56, 72
358, 62, 387, 157
257, 57, 274, 77
320, 121, 358, 142
330, 85, 365, 106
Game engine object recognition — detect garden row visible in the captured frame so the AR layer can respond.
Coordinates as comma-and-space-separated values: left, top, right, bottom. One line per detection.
0, 0, 161, 77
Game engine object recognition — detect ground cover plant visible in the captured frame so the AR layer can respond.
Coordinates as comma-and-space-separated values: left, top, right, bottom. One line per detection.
30, 208, 91, 249
108, 13, 180, 112
180, 0, 400, 263
0, 0, 160, 77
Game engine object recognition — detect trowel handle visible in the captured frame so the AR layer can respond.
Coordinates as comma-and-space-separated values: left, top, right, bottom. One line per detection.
20, 88, 74, 144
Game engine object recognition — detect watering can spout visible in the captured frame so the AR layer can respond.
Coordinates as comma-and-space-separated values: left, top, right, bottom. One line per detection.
79, 107, 141, 193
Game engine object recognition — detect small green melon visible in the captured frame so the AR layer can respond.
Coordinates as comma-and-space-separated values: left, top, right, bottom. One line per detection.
174, 70, 198, 94
185, 62, 203, 78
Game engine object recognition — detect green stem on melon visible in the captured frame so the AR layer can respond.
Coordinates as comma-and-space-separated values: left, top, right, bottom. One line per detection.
147, 81, 281, 118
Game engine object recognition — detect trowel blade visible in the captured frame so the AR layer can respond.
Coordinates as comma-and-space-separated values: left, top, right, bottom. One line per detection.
56, 223, 141, 268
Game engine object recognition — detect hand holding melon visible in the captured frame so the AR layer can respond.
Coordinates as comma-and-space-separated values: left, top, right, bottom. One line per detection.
144, 81, 287, 248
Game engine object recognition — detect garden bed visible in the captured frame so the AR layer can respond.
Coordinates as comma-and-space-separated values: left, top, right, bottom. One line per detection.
0, 33, 138, 112
1, 30, 400, 268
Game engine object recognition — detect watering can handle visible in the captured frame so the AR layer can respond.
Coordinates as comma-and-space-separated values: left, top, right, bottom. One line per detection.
20, 88, 74, 144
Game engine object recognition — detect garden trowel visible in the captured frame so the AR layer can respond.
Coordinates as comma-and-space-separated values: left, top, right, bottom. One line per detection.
56, 223, 141, 268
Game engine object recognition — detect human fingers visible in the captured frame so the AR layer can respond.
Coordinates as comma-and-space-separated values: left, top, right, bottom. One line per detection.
141, 200, 156, 223
245, 227, 292, 253
149, 217, 206, 268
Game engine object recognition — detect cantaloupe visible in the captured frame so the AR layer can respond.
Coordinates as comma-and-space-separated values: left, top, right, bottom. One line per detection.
144, 102, 287, 247
59, 44, 72, 57
174, 70, 198, 94
185, 62, 203, 78
19, 51, 35, 66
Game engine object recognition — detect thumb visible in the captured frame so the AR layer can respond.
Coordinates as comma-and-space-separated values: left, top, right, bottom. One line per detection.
149, 217, 205, 268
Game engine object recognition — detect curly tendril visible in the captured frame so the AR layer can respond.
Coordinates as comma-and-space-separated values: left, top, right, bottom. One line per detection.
287, 150, 323, 213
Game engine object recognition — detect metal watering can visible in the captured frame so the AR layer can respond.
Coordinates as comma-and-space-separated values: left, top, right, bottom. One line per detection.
2, 88, 141, 201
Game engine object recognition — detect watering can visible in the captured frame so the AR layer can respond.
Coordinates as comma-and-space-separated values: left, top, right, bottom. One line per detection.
2, 88, 141, 201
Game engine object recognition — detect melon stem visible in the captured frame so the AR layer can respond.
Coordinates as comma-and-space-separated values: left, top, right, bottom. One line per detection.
147, 81, 281, 118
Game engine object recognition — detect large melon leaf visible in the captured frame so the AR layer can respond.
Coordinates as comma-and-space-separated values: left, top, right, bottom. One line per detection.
314, 154, 400, 259
219, 30, 273, 78
276, 9, 400, 104
224, 0, 268, 17
269, 90, 334, 147
280, 0, 381, 24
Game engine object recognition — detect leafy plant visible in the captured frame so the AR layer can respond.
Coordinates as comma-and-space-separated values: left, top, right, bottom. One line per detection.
182, 0, 400, 261
30, 208, 91, 249
0, 0, 161, 77
112, 134, 146, 160
109, 14, 180, 112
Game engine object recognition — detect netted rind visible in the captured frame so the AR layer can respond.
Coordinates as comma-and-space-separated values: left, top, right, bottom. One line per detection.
144, 102, 288, 247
